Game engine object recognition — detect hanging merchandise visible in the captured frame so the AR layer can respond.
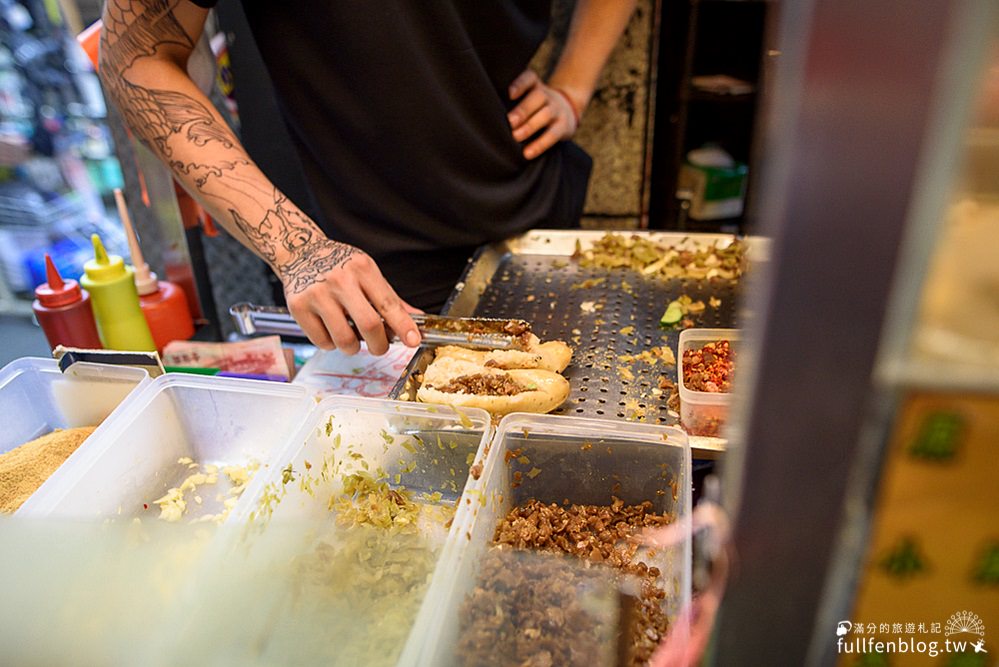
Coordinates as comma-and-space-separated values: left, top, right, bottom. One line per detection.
114, 189, 194, 352
32, 253, 101, 350
79, 233, 155, 351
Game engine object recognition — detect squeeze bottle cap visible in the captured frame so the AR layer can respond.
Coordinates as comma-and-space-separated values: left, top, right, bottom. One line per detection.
114, 189, 159, 296
35, 254, 82, 307
83, 234, 126, 282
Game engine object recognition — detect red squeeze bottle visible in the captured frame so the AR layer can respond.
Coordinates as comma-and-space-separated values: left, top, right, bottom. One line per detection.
115, 189, 195, 352
137, 277, 195, 353
32, 254, 103, 350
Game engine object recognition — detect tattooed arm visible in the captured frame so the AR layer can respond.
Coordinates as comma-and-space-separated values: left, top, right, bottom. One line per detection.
98, 0, 420, 355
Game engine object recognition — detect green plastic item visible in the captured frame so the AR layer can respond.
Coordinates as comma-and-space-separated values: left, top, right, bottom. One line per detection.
163, 366, 222, 376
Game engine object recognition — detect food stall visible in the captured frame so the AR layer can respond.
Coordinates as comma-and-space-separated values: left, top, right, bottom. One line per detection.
0, 0, 997, 665
0, 226, 744, 665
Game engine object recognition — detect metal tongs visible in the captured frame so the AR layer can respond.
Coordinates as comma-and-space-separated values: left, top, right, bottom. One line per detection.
230, 302, 532, 350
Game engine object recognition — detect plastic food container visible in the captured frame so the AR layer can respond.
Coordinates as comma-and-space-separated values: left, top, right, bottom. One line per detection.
419, 412, 691, 667
161, 396, 492, 667
18, 374, 312, 519
677, 328, 740, 437
0, 357, 150, 511
0, 357, 150, 455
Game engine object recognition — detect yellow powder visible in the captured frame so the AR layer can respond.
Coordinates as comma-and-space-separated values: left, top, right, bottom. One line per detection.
0, 426, 96, 513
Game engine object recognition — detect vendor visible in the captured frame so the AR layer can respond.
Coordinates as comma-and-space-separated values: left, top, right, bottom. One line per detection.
99, 0, 636, 354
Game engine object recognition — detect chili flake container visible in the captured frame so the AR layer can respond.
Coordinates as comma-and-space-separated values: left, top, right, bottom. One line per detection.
678, 328, 740, 437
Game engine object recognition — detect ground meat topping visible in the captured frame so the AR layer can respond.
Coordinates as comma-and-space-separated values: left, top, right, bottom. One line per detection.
494, 498, 671, 567
420, 316, 534, 350
501, 320, 531, 337
658, 376, 680, 412
457, 548, 614, 667
457, 498, 673, 666
422, 316, 531, 338
434, 373, 526, 396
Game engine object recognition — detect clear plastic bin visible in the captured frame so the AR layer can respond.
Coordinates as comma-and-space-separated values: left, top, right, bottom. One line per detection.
161, 396, 492, 667
18, 374, 312, 520
419, 412, 691, 667
0, 357, 150, 513
0, 357, 150, 455
678, 328, 740, 437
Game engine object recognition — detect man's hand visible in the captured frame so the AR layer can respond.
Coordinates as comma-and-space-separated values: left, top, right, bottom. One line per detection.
507, 69, 583, 160
280, 238, 422, 356
508, 0, 638, 160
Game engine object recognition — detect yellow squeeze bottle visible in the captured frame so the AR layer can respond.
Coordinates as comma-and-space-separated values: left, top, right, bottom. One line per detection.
80, 234, 156, 351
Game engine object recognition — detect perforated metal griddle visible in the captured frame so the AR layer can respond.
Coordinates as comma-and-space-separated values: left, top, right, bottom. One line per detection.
391, 230, 763, 456
476, 254, 741, 422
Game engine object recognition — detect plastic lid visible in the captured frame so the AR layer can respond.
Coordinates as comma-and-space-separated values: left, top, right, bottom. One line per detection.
83, 234, 126, 282
34, 254, 82, 307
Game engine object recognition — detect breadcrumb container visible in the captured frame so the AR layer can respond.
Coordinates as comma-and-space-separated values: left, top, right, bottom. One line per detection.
0, 357, 150, 454
161, 396, 492, 667
418, 412, 691, 667
18, 374, 311, 519
677, 328, 740, 437
1, 357, 150, 510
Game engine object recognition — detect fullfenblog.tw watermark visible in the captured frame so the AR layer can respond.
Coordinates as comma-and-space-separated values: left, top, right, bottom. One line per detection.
835, 611, 988, 658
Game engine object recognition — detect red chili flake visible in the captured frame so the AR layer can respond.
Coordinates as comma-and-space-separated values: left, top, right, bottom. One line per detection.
143, 503, 148, 510
682, 340, 735, 393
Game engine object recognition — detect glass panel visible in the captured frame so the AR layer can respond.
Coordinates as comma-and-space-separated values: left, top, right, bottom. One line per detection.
911, 34, 999, 368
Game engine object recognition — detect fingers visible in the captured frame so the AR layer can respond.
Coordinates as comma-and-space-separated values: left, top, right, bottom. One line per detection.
364, 284, 422, 349
507, 85, 548, 130
401, 299, 425, 315
318, 301, 364, 355
339, 294, 390, 356
512, 104, 553, 143
524, 123, 566, 160
288, 286, 363, 355
507, 75, 579, 159
286, 249, 423, 356
508, 69, 539, 100
293, 308, 334, 351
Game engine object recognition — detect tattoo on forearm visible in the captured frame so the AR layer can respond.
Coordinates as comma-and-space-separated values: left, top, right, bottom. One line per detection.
228, 190, 316, 262
229, 209, 278, 266
280, 240, 361, 294
230, 191, 359, 293
270, 193, 316, 256
101, 1, 237, 157
171, 158, 249, 188
102, 0, 348, 293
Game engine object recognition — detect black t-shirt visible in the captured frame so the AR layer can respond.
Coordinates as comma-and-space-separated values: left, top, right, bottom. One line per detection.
191, 0, 592, 310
